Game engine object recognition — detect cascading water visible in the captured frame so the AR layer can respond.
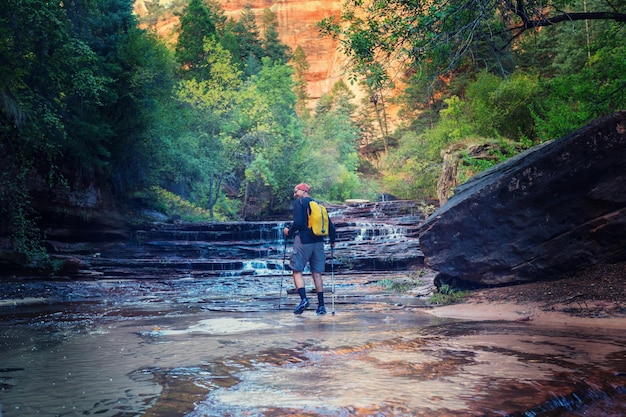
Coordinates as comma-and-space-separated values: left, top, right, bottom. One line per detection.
62, 202, 425, 280
352, 223, 409, 242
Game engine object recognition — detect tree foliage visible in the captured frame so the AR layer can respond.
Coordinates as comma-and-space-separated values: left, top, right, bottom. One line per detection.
291, 45, 312, 119
175, 0, 217, 79
3, 0, 625, 268
1, 0, 124, 263
317, 0, 625, 200
261, 9, 291, 64
233, 5, 265, 78
299, 81, 364, 202
319, 0, 626, 82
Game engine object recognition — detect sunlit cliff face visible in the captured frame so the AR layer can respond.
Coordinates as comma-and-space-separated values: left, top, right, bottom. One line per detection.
133, 0, 346, 100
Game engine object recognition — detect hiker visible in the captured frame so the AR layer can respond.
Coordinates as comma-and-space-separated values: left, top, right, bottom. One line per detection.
283, 182, 337, 315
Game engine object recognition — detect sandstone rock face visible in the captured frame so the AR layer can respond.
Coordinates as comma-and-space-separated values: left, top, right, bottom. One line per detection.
80, 202, 423, 278
228, 1, 344, 101
1, 196, 425, 277
419, 111, 626, 288
134, 0, 348, 100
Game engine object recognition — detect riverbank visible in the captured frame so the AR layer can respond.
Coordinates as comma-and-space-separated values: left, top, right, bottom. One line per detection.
427, 261, 626, 329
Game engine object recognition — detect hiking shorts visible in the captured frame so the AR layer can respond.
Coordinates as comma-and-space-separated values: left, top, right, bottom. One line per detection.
290, 235, 325, 273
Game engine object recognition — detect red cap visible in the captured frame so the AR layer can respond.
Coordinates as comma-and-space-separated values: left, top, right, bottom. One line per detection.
294, 183, 311, 193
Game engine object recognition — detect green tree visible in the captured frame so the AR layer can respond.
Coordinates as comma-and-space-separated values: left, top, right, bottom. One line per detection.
237, 59, 302, 216
172, 42, 303, 219
110, 28, 178, 196
299, 80, 362, 201
233, 5, 264, 78
63, 0, 149, 182
533, 38, 626, 140
379, 131, 441, 200
465, 71, 541, 141
261, 8, 291, 64
320, 0, 625, 83
0, 0, 115, 263
291, 45, 311, 119
216, 17, 242, 72
319, 11, 394, 151
175, 0, 217, 80
175, 38, 244, 219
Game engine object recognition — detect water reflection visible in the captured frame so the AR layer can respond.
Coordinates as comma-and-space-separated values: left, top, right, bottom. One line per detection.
1, 277, 625, 417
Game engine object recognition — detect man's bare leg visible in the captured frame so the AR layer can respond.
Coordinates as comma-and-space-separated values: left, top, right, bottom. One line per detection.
293, 271, 305, 289
312, 272, 324, 293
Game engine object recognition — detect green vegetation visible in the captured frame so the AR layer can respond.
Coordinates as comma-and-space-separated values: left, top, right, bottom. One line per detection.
149, 187, 214, 222
379, 270, 426, 292
1, 0, 624, 266
428, 285, 469, 306
322, 0, 626, 199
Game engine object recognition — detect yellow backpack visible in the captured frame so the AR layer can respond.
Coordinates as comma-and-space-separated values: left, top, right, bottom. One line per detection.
307, 200, 330, 236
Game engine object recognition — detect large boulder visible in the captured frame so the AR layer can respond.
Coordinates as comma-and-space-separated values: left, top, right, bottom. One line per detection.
418, 111, 626, 288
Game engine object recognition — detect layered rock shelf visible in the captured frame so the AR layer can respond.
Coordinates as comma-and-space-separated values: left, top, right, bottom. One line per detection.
42, 200, 425, 280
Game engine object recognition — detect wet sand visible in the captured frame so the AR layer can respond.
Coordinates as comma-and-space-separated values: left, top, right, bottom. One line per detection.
427, 261, 626, 330
428, 300, 626, 329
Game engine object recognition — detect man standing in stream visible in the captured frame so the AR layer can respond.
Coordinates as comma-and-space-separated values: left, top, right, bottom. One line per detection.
283, 182, 337, 315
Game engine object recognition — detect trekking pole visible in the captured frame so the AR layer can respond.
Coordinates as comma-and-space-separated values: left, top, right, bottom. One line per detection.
331, 245, 335, 316
278, 237, 287, 310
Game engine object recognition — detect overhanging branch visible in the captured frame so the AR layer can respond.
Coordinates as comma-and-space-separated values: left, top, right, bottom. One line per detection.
520, 11, 626, 29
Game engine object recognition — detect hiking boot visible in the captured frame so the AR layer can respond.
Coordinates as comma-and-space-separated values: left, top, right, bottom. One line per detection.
293, 298, 310, 315
316, 305, 327, 315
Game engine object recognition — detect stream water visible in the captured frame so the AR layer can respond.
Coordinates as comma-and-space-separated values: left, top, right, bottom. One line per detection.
1, 272, 625, 417
2, 206, 625, 416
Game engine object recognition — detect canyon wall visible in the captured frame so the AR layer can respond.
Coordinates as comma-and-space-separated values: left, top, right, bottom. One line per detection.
133, 0, 353, 101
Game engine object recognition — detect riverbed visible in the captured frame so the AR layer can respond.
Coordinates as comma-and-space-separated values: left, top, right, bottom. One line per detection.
1, 273, 625, 416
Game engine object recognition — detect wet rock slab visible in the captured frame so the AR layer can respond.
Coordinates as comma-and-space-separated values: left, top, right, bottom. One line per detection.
1, 273, 625, 417
33, 200, 426, 280
419, 111, 626, 288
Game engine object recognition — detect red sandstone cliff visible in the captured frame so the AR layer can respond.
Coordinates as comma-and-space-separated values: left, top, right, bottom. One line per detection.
134, 0, 349, 100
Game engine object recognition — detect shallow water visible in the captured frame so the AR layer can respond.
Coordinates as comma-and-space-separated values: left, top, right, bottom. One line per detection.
1, 274, 625, 417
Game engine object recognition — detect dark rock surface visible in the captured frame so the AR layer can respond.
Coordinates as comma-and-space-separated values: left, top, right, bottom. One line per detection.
1, 200, 426, 279
419, 111, 626, 288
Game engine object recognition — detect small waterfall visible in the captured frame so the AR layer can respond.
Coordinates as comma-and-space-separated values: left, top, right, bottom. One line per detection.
352, 223, 409, 242
68, 202, 425, 279
219, 259, 288, 277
